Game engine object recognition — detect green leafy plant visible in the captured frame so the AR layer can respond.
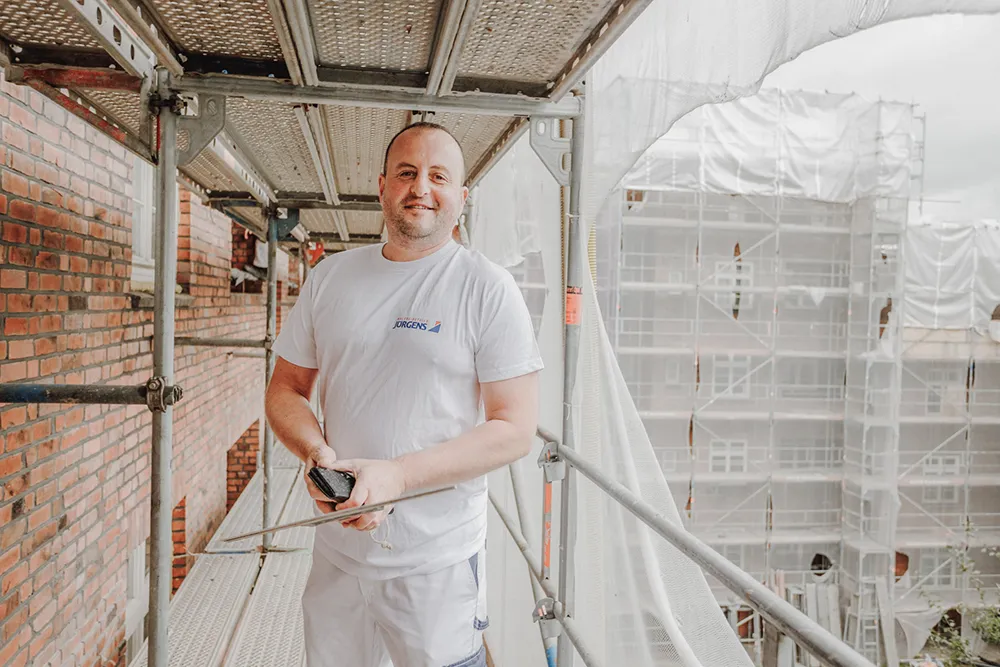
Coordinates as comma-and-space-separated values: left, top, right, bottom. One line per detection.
971, 606, 1000, 646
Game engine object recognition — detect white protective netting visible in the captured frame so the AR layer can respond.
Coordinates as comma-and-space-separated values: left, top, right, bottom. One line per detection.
473, 2, 1000, 667
904, 218, 1000, 332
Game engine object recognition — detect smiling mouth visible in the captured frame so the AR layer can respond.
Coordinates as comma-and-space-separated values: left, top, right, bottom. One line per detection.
404, 204, 435, 211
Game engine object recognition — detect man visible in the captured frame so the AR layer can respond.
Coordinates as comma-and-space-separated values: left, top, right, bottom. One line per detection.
265, 122, 543, 667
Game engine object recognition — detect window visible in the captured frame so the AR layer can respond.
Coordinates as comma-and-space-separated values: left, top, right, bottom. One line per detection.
919, 550, 955, 587
921, 454, 962, 503
922, 484, 960, 504
712, 355, 752, 398
709, 439, 747, 473
125, 538, 150, 662
925, 368, 962, 415
131, 157, 156, 289
654, 447, 678, 472
777, 438, 837, 469
713, 261, 754, 309
922, 454, 963, 476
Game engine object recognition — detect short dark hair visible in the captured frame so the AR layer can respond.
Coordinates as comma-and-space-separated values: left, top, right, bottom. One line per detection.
381, 121, 465, 181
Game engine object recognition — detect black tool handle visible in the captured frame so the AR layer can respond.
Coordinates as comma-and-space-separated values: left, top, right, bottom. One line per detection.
307, 467, 356, 503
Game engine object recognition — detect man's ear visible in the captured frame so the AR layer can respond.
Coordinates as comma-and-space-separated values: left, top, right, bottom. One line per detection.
378, 173, 385, 201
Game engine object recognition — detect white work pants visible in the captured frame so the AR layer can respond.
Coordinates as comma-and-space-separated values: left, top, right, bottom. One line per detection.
301, 546, 488, 667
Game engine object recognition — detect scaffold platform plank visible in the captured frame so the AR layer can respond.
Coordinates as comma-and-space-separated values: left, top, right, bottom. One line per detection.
128, 554, 259, 667
205, 467, 298, 553
223, 552, 312, 667
273, 441, 302, 469
273, 474, 316, 552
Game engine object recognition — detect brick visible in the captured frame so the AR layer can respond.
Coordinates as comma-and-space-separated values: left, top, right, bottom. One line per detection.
8, 200, 34, 222
1, 222, 27, 244
6, 247, 32, 266
0, 362, 27, 383
8, 102, 36, 133
7, 341, 33, 360
1, 270, 27, 289
2, 123, 28, 152
1, 169, 29, 198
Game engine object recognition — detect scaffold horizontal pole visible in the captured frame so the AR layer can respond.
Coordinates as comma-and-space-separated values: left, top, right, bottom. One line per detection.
173, 337, 267, 348
0, 383, 181, 407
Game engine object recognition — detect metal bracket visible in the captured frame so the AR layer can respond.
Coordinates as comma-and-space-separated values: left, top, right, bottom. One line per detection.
177, 94, 227, 167
532, 597, 563, 640
54, 0, 156, 81
268, 208, 302, 241
537, 441, 566, 483
529, 117, 571, 186
145, 376, 183, 412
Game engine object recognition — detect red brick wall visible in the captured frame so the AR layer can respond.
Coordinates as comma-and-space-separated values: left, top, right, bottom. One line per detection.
171, 498, 186, 595
227, 420, 259, 511
0, 74, 294, 667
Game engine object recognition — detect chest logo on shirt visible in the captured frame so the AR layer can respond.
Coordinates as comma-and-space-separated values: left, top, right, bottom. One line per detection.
393, 317, 441, 334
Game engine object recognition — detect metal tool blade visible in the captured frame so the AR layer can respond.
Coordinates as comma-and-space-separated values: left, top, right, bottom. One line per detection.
222, 485, 456, 542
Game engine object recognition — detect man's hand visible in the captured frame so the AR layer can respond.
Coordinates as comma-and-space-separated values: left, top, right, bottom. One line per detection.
304, 446, 340, 514
330, 458, 406, 531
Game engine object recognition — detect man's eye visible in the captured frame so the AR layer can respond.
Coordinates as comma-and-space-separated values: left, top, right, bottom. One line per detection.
433, 174, 448, 182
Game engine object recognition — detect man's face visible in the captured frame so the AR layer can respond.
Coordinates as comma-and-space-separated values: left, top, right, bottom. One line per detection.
379, 128, 468, 244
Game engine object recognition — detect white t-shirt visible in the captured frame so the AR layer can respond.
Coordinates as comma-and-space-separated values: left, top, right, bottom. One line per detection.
273, 240, 544, 579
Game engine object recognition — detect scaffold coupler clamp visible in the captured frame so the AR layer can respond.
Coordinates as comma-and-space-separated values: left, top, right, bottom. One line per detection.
532, 597, 562, 641
145, 376, 182, 412
537, 440, 565, 483
147, 87, 185, 116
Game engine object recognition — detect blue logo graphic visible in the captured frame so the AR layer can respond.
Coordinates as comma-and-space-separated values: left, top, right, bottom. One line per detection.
393, 317, 441, 334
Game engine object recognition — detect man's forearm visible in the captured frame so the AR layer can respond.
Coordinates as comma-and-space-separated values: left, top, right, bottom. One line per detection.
395, 419, 533, 492
264, 384, 330, 464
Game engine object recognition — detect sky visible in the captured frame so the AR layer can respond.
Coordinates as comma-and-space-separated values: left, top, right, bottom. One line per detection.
762, 12, 1000, 221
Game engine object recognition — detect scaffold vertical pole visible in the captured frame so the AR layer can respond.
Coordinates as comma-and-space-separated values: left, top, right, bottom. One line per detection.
148, 68, 180, 667
262, 214, 279, 550
557, 88, 585, 667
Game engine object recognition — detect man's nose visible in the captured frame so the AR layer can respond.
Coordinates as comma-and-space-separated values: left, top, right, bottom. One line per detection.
409, 173, 431, 196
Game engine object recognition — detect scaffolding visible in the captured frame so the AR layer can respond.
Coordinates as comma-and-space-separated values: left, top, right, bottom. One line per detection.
588, 88, 1000, 664
0, 4, 889, 667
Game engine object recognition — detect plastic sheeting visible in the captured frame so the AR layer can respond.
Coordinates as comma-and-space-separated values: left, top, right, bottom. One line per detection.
471, 2, 1000, 667
904, 219, 1000, 331
580, 0, 1000, 228
623, 89, 916, 203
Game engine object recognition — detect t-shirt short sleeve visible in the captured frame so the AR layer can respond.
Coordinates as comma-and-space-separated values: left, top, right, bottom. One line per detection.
272, 272, 319, 369
475, 270, 544, 383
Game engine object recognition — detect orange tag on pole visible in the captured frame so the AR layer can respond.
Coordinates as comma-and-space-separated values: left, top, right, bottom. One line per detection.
565, 286, 582, 325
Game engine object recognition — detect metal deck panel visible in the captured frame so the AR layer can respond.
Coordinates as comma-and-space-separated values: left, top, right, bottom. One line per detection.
273, 442, 302, 469
0, 1, 101, 50
183, 149, 246, 196
344, 210, 385, 237
432, 112, 515, 174
300, 209, 383, 237
143, 0, 285, 60
458, 0, 614, 82
128, 554, 260, 667
223, 552, 312, 667
79, 89, 146, 137
272, 476, 316, 551
226, 98, 324, 193
309, 0, 441, 71
205, 467, 298, 553
327, 106, 408, 194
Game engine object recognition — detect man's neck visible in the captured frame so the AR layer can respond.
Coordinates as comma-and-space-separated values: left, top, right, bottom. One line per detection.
382, 233, 452, 262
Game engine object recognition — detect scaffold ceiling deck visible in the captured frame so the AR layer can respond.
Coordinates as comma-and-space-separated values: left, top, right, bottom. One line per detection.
0, 0, 640, 241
